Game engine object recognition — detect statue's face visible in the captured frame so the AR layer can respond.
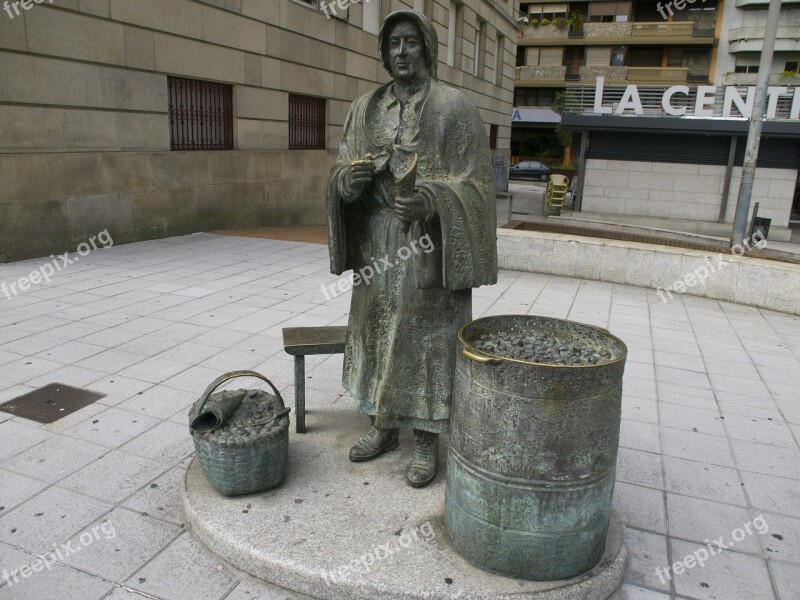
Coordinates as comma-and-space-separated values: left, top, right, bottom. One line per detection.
387, 20, 427, 81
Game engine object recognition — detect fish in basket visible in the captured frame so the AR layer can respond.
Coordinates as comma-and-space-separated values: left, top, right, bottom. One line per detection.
189, 370, 291, 497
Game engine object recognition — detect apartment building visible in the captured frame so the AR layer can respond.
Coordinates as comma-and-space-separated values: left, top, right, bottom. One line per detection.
0, 0, 518, 262
513, 0, 800, 240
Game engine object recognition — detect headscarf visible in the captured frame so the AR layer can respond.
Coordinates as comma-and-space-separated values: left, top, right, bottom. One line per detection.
378, 10, 439, 81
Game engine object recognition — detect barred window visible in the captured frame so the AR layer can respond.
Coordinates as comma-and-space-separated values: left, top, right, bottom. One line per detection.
168, 77, 233, 151
289, 94, 327, 150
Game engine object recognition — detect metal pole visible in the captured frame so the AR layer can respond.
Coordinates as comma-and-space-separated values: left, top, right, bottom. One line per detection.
730, 0, 782, 251
574, 131, 589, 212
718, 136, 738, 223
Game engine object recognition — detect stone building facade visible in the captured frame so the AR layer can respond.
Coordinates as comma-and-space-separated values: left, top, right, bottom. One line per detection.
0, 0, 518, 262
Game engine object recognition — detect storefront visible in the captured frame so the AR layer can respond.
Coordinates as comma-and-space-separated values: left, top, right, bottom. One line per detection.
561, 79, 800, 240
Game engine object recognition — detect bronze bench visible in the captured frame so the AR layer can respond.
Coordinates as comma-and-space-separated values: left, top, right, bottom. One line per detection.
282, 326, 347, 433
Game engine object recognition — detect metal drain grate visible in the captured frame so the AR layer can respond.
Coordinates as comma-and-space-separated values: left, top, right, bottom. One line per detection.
0, 384, 106, 423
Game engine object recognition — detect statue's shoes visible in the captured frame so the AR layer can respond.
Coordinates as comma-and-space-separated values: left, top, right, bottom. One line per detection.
407, 430, 439, 488
349, 427, 400, 462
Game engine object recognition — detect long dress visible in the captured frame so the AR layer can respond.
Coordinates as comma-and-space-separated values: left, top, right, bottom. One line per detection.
327, 79, 498, 434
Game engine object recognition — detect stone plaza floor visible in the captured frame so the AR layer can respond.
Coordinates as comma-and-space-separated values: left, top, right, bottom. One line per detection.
0, 233, 798, 600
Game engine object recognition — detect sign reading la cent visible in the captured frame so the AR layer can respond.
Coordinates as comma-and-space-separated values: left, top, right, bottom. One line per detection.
511, 77, 800, 121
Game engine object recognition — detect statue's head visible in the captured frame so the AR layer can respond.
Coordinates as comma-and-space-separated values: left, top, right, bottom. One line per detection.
379, 11, 438, 82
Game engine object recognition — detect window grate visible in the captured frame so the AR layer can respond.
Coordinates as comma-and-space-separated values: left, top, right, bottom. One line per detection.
289, 94, 327, 150
168, 77, 233, 151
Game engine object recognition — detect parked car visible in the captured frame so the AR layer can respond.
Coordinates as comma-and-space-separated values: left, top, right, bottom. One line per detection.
509, 160, 550, 182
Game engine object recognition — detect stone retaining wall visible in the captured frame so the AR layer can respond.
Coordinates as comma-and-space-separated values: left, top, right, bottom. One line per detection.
497, 228, 800, 315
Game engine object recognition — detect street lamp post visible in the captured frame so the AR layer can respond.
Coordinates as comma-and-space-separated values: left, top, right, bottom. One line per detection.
730, 0, 783, 251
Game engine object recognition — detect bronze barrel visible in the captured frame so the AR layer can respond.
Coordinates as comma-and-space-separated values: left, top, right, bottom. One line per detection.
445, 315, 627, 581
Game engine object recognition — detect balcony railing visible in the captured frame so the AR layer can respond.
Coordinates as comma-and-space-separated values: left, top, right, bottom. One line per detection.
515, 65, 568, 86
630, 22, 695, 40
626, 67, 689, 83
519, 20, 715, 45
516, 65, 701, 85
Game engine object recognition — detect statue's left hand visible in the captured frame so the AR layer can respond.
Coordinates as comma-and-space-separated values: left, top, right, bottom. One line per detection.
395, 193, 432, 223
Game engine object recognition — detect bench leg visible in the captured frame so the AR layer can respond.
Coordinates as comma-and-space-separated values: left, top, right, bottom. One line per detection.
294, 355, 306, 433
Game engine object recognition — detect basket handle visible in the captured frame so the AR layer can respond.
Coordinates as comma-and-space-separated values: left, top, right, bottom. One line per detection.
196, 370, 286, 415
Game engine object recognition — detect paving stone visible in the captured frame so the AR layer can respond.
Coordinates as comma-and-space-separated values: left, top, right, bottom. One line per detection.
123, 467, 185, 526
90, 375, 154, 406
121, 421, 195, 466
722, 414, 797, 449
225, 576, 316, 600
664, 456, 747, 506
60, 451, 167, 504
117, 385, 198, 421
660, 428, 735, 468
3, 435, 108, 483
739, 473, 800, 518
73, 349, 147, 374
613, 482, 666, 534
655, 366, 712, 390
669, 538, 775, 600
161, 365, 229, 395
0, 486, 111, 554
755, 511, 800, 564
653, 350, 705, 373
0, 470, 48, 518
616, 448, 663, 490
768, 559, 800, 600
64, 407, 160, 448
0, 560, 113, 599
659, 404, 726, 437
621, 396, 659, 425
118, 356, 193, 384
62, 507, 180, 582
731, 440, 800, 480
33, 341, 107, 364
620, 420, 661, 454
609, 583, 670, 599
666, 493, 762, 556
622, 528, 670, 592
0, 421, 52, 462
125, 532, 237, 600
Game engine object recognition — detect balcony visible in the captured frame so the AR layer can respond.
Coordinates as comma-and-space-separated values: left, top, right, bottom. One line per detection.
723, 72, 800, 86
728, 26, 800, 53
519, 21, 716, 46
515, 65, 704, 86
515, 65, 569, 87
736, 0, 800, 7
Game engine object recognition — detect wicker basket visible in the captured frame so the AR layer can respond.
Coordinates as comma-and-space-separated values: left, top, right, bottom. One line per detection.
189, 370, 291, 497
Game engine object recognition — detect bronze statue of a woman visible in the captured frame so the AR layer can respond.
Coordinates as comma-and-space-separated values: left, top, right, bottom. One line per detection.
327, 11, 498, 487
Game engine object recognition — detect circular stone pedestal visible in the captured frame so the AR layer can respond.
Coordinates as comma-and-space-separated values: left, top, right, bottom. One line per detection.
182, 406, 626, 600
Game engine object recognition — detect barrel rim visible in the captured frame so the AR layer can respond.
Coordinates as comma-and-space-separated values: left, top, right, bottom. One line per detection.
458, 315, 628, 369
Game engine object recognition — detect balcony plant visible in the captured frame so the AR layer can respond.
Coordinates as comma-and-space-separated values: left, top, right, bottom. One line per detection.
568, 10, 584, 32
530, 18, 540, 26
780, 70, 800, 81
540, 17, 551, 26
554, 16, 567, 28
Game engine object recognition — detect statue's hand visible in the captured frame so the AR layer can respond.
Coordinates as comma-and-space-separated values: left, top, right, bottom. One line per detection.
395, 193, 432, 223
342, 158, 375, 199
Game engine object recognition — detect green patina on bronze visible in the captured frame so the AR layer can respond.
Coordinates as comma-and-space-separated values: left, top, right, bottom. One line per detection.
446, 315, 627, 581
326, 11, 498, 435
